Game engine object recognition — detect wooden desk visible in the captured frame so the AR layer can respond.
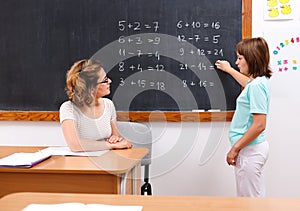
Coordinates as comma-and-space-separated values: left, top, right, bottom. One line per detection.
0, 146, 148, 198
1, 192, 300, 211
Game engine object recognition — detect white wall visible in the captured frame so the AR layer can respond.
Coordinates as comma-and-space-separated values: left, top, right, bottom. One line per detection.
1, 0, 300, 197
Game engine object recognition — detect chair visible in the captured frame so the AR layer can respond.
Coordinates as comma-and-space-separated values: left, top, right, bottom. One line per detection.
117, 121, 152, 195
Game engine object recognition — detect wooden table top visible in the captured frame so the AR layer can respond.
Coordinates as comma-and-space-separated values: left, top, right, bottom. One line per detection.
0, 146, 148, 174
1, 192, 300, 211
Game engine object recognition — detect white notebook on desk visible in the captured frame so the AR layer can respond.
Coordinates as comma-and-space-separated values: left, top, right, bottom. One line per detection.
41, 146, 108, 157
22, 203, 143, 211
0, 151, 51, 168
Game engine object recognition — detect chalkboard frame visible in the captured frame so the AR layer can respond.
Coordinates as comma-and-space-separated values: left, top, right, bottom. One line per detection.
0, 0, 251, 122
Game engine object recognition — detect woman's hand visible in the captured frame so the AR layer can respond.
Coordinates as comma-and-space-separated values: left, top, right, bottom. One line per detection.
105, 135, 123, 144
106, 138, 133, 149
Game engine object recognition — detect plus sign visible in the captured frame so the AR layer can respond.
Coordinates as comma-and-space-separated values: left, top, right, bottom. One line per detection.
129, 65, 135, 70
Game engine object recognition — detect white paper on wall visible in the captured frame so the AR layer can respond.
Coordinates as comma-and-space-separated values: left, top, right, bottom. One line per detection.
264, 0, 295, 20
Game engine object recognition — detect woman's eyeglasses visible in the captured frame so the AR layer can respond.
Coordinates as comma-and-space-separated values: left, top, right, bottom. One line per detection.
96, 76, 109, 85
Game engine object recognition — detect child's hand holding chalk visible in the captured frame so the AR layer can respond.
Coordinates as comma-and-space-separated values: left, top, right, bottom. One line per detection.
215, 60, 232, 73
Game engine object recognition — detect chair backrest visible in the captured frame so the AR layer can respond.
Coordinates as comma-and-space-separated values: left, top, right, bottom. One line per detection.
117, 121, 152, 166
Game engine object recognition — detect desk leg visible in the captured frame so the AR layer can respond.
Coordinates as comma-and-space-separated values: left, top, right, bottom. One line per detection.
120, 172, 128, 195
120, 161, 141, 195
132, 161, 141, 195
132, 164, 137, 195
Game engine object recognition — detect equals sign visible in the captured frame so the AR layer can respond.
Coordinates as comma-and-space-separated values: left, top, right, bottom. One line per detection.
144, 24, 151, 29
149, 82, 155, 87
147, 66, 154, 71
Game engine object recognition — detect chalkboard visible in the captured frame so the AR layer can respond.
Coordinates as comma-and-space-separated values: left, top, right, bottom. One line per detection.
0, 0, 242, 113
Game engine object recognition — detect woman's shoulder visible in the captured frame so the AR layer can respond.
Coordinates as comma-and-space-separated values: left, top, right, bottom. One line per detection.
59, 101, 80, 122
59, 101, 76, 112
102, 98, 116, 114
60, 100, 71, 108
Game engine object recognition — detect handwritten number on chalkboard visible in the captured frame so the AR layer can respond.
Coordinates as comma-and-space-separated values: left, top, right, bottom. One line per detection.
211, 22, 221, 29
157, 82, 165, 90
138, 80, 146, 88
197, 49, 205, 56
119, 21, 126, 31
156, 64, 165, 71
135, 37, 143, 44
154, 37, 160, 44
199, 81, 207, 87
153, 22, 159, 32
119, 62, 125, 72
212, 35, 220, 44
179, 48, 185, 56
198, 63, 206, 71
177, 35, 186, 42
194, 35, 200, 42
191, 21, 201, 28
179, 64, 188, 70
133, 22, 141, 31
119, 36, 125, 43
119, 78, 125, 86
214, 49, 224, 56
177, 21, 183, 29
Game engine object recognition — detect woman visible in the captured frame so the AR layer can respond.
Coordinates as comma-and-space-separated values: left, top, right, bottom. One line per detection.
215, 37, 272, 197
59, 59, 132, 152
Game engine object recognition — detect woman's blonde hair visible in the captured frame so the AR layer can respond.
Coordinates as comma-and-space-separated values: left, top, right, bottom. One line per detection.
65, 59, 103, 107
